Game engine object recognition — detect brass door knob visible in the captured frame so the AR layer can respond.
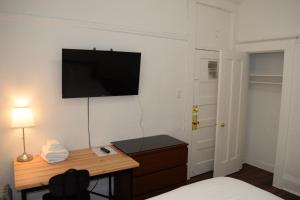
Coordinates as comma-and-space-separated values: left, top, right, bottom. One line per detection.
220, 122, 225, 127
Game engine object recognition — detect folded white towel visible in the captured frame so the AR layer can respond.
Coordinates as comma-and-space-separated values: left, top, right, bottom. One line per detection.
42, 145, 68, 154
41, 140, 69, 164
41, 153, 67, 164
41, 150, 69, 163
42, 146, 68, 158
46, 140, 66, 152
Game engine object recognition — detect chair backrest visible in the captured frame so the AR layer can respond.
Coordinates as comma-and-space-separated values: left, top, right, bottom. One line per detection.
48, 169, 90, 198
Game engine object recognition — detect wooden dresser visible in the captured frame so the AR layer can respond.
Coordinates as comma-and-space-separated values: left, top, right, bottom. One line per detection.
112, 135, 188, 200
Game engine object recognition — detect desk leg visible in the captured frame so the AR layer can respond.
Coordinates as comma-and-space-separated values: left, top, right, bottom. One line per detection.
109, 175, 112, 200
114, 169, 133, 200
21, 190, 27, 200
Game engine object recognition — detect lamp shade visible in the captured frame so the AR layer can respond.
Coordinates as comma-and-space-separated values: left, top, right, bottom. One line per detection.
11, 107, 35, 128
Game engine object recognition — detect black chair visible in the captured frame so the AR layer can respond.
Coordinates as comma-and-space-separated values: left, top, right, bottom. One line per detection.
43, 169, 90, 200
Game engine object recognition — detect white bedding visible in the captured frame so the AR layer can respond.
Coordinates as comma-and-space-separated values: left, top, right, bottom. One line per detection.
148, 177, 282, 200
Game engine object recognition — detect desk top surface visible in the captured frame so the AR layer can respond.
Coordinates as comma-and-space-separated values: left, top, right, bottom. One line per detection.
14, 146, 139, 191
112, 135, 187, 155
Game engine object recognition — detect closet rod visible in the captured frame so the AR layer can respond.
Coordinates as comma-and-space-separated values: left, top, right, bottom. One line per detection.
249, 74, 283, 77
238, 35, 299, 44
249, 81, 282, 85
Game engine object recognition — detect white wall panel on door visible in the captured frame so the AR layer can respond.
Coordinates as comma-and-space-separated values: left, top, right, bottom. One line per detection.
195, 3, 233, 50
198, 105, 217, 119
194, 83, 218, 104
214, 50, 248, 177
191, 50, 218, 177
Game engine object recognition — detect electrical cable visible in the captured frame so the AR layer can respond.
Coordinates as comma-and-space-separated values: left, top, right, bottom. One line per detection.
137, 96, 145, 138
137, 96, 145, 152
87, 97, 91, 149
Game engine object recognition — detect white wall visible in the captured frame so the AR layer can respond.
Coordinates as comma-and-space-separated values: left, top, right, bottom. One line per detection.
5, 0, 300, 199
237, 0, 300, 42
0, 1, 188, 199
0, 0, 188, 36
245, 53, 283, 173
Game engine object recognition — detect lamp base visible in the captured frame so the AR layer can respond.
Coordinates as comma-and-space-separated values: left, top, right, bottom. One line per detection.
17, 152, 33, 162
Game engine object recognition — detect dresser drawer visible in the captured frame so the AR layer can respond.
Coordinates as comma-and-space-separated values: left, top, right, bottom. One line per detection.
133, 165, 187, 196
134, 182, 184, 200
131, 146, 187, 177
112, 135, 188, 199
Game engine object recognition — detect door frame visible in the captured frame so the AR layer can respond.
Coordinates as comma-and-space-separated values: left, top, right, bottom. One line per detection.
236, 38, 296, 191
185, 0, 238, 178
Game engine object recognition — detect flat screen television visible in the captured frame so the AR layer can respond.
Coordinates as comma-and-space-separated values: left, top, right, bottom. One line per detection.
62, 49, 141, 98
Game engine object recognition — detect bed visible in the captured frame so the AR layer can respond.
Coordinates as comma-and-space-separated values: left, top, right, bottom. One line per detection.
148, 177, 282, 200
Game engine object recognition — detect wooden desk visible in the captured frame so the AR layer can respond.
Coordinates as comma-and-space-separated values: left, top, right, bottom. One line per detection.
14, 146, 139, 200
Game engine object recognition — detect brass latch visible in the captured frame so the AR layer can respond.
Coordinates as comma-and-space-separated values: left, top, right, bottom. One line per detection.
192, 105, 199, 130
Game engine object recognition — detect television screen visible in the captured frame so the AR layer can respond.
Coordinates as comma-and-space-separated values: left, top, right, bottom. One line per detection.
62, 49, 141, 98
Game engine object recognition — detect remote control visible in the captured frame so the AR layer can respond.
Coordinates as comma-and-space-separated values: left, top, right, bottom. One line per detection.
100, 147, 110, 154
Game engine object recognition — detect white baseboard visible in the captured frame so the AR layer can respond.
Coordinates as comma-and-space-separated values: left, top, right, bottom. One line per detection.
281, 174, 300, 196
245, 159, 274, 173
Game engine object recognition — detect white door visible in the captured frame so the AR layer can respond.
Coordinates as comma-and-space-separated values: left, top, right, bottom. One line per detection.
191, 50, 219, 177
213, 50, 249, 177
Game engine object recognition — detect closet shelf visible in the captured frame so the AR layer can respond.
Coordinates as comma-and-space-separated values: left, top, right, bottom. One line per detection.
249, 81, 282, 85
249, 74, 283, 77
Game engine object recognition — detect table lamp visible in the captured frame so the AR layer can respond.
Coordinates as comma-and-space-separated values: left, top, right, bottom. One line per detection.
11, 106, 35, 162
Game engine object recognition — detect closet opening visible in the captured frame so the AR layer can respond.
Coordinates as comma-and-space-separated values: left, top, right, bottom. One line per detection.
245, 52, 284, 173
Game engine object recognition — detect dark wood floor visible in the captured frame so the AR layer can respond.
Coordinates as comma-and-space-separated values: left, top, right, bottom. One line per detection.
188, 164, 300, 200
